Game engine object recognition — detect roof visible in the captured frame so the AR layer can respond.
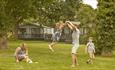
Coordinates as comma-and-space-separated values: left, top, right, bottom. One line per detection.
19, 23, 52, 28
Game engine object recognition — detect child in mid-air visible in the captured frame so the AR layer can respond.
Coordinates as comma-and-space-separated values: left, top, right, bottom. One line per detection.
14, 43, 33, 63
86, 37, 95, 64
48, 21, 65, 52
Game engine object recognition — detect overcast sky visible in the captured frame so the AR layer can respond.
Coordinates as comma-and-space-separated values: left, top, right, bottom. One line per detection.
82, 0, 98, 9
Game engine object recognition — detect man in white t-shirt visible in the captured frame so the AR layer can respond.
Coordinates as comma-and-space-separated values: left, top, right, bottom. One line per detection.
66, 21, 80, 67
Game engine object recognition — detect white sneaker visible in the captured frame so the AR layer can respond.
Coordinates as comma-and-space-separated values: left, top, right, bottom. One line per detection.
28, 60, 33, 63
71, 65, 75, 67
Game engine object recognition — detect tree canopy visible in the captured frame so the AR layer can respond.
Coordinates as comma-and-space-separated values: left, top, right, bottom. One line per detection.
95, 0, 115, 56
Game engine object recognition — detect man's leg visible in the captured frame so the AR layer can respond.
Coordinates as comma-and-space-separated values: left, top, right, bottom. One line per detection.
71, 43, 79, 67
71, 53, 76, 67
72, 53, 79, 66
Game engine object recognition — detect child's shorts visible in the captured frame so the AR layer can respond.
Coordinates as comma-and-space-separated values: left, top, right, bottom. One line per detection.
88, 50, 94, 54
88, 52, 95, 59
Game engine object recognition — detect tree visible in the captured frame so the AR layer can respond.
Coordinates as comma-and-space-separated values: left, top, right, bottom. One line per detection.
0, 0, 36, 49
0, 0, 13, 49
95, 0, 115, 56
33, 0, 81, 26
76, 4, 97, 43
5, 0, 37, 38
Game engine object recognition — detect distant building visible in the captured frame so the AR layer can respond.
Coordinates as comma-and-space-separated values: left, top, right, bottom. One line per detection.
17, 22, 87, 42
18, 23, 54, 40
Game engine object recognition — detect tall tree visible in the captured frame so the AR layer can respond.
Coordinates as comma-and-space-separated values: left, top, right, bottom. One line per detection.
0, 0, 13, 48
5, 0, 36, 38
95, 0, 115, 56
0, 0, 36, 49
76, 4, 97, 43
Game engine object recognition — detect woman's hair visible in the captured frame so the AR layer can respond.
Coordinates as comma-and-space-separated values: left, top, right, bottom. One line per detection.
20, 43, 28, 51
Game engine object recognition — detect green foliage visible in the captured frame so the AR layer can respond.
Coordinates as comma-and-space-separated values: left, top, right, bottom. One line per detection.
0, 0, 13, 36
0, 0, 37, 37
33, 0, 81, 26
5, 0, 36, 23
33, 0, 63, 25
77, 4, 96, 27
77, 4, 97, 43
95, 0, 115, 55
0, 0, 81, 35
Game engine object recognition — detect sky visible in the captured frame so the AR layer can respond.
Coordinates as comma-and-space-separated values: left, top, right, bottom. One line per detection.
82, 0, 98, 9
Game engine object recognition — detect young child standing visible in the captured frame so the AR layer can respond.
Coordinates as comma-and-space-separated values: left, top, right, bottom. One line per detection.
86, 37, 95, 64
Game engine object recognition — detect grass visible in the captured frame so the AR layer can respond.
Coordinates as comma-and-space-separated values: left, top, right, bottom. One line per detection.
0, 40, 115, 70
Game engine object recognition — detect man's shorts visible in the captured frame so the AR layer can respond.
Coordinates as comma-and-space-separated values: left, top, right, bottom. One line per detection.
71, 42, 79, 54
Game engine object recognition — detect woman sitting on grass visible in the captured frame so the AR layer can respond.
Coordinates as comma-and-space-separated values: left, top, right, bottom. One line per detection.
14, 43, 32, 63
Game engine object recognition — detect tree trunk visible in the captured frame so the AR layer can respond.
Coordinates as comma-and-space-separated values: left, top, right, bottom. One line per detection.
13, 24, 19, 39
0, 36, 8, 49
13, 29, 18, 39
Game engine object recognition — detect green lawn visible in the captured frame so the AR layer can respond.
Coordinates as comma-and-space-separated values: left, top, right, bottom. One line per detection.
0, 40, 115, 70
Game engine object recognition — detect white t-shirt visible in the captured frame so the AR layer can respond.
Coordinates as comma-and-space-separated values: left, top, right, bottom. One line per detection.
72, 28, 80, 44
87, 42, 95, 52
